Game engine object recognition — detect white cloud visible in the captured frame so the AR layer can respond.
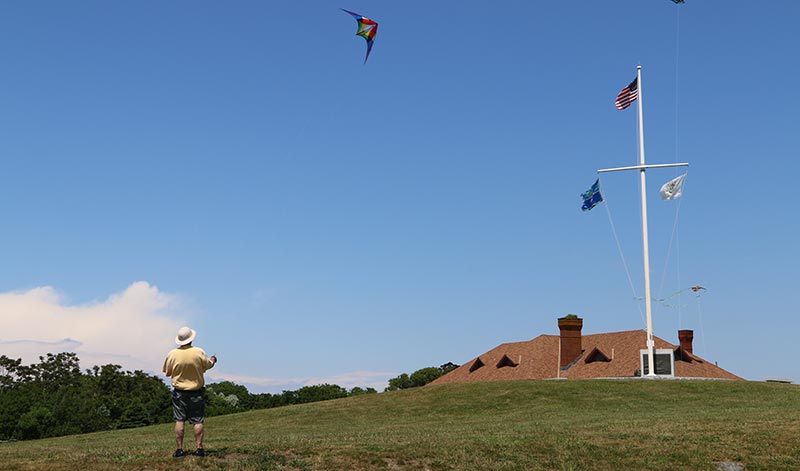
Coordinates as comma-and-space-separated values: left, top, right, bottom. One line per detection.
0, 282, 187, 374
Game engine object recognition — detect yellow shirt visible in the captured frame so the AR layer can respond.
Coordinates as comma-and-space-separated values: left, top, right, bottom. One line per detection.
162, 346, 215, 391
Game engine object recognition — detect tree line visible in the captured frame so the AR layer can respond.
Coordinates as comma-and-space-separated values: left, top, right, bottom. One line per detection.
0, 353, 456, 441
0, 353, 169, 440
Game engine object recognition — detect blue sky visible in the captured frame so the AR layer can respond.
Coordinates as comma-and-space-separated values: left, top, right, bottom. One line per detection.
1, 1, 798, 392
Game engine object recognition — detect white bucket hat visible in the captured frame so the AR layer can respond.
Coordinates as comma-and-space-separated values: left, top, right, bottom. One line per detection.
175, 326, 196, 346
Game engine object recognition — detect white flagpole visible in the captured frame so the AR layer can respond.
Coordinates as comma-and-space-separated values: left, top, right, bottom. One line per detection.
598, 66, 689, 377
636, 65, 657, 377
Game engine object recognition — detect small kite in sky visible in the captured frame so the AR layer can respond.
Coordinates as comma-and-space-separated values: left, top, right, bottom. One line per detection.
645, 285, 707, 309
671, 0, 685, 3
341, 8, 378, 63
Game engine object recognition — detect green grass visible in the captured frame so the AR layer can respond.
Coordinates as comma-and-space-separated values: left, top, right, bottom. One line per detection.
1, 380, 798, 470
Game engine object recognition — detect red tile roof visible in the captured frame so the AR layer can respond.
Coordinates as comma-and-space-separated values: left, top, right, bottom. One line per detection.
432, 328, 743, 385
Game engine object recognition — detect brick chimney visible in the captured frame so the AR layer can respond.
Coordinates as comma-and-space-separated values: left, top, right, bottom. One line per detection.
678, 330, 694, 354
558, 316, 583, 368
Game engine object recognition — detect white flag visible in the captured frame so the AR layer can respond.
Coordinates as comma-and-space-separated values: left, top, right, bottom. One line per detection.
660, 173, 686, 200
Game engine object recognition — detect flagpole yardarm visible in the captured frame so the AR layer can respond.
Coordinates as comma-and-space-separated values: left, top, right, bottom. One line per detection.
598, 163, 688, 173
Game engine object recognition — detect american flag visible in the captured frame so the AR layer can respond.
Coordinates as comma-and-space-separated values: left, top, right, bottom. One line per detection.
615, 78, 639, 110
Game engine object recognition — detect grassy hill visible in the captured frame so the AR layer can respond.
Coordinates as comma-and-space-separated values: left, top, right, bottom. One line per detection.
1, 379, 798, 471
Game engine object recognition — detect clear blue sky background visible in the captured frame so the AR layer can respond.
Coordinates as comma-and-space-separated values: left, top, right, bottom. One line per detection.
1, 1, 798, 392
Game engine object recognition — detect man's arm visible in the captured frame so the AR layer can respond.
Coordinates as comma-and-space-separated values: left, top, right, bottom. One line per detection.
162, 355, 172, 376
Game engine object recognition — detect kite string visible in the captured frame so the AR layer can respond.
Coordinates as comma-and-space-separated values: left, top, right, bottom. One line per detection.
655, 194, 684, 321
674, 6, 681, 168
601, 182, 646, 328
696, 292, 707, 357
673, 5, 683, 330
676, 211, 682, 329
649, 4, 685, 328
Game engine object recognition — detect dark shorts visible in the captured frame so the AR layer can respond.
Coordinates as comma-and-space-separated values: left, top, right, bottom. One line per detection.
172, 388, 205, 424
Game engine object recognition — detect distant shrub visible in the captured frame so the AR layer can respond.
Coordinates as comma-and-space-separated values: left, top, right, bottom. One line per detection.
385, 363, 460, 391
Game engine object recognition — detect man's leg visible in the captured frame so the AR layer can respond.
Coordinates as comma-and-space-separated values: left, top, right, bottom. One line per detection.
193, 423, 205, 449
175, 421, 185, 450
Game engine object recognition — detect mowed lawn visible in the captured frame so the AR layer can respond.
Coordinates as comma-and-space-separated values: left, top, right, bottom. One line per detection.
1, 380, 798, 471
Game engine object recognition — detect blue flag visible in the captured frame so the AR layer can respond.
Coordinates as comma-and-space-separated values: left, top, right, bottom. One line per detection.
581, 179, 603, 211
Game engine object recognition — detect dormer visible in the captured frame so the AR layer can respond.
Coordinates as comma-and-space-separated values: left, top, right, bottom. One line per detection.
469, 358, 485, 373
584, 347, 611, 364
496, 354, 518, 368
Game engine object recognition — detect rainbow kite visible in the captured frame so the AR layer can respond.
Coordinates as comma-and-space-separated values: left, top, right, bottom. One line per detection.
341, 9, 378, 63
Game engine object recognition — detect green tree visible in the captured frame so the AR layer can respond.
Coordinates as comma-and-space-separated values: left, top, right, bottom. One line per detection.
386, 373, 413, 391
440, 362, 460, 374
3, 355, 385, 441
0, 356, 28, 440
0, 356, 22, 389
278, 389, 300, 406
11, 353, 88, 439
296, 384, 349, 404
0, 354, 172, 440
118, 403, 150, 429
386, 363, 459, 391
84, 364, 172, 429
207, 381, 252, 409
409, 367, 443, 387
349, 387, 377, 396
205, 391, 240, 416
250, 392, 280, 409
31, 353, 83, 392
16, 406, 54, 440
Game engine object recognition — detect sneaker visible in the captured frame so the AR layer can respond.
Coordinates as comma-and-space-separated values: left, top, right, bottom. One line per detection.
173, 448, 186, 458
193, 448, 206, 457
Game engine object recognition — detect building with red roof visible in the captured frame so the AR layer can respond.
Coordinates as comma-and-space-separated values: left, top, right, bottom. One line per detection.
432, 316, 743, 385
